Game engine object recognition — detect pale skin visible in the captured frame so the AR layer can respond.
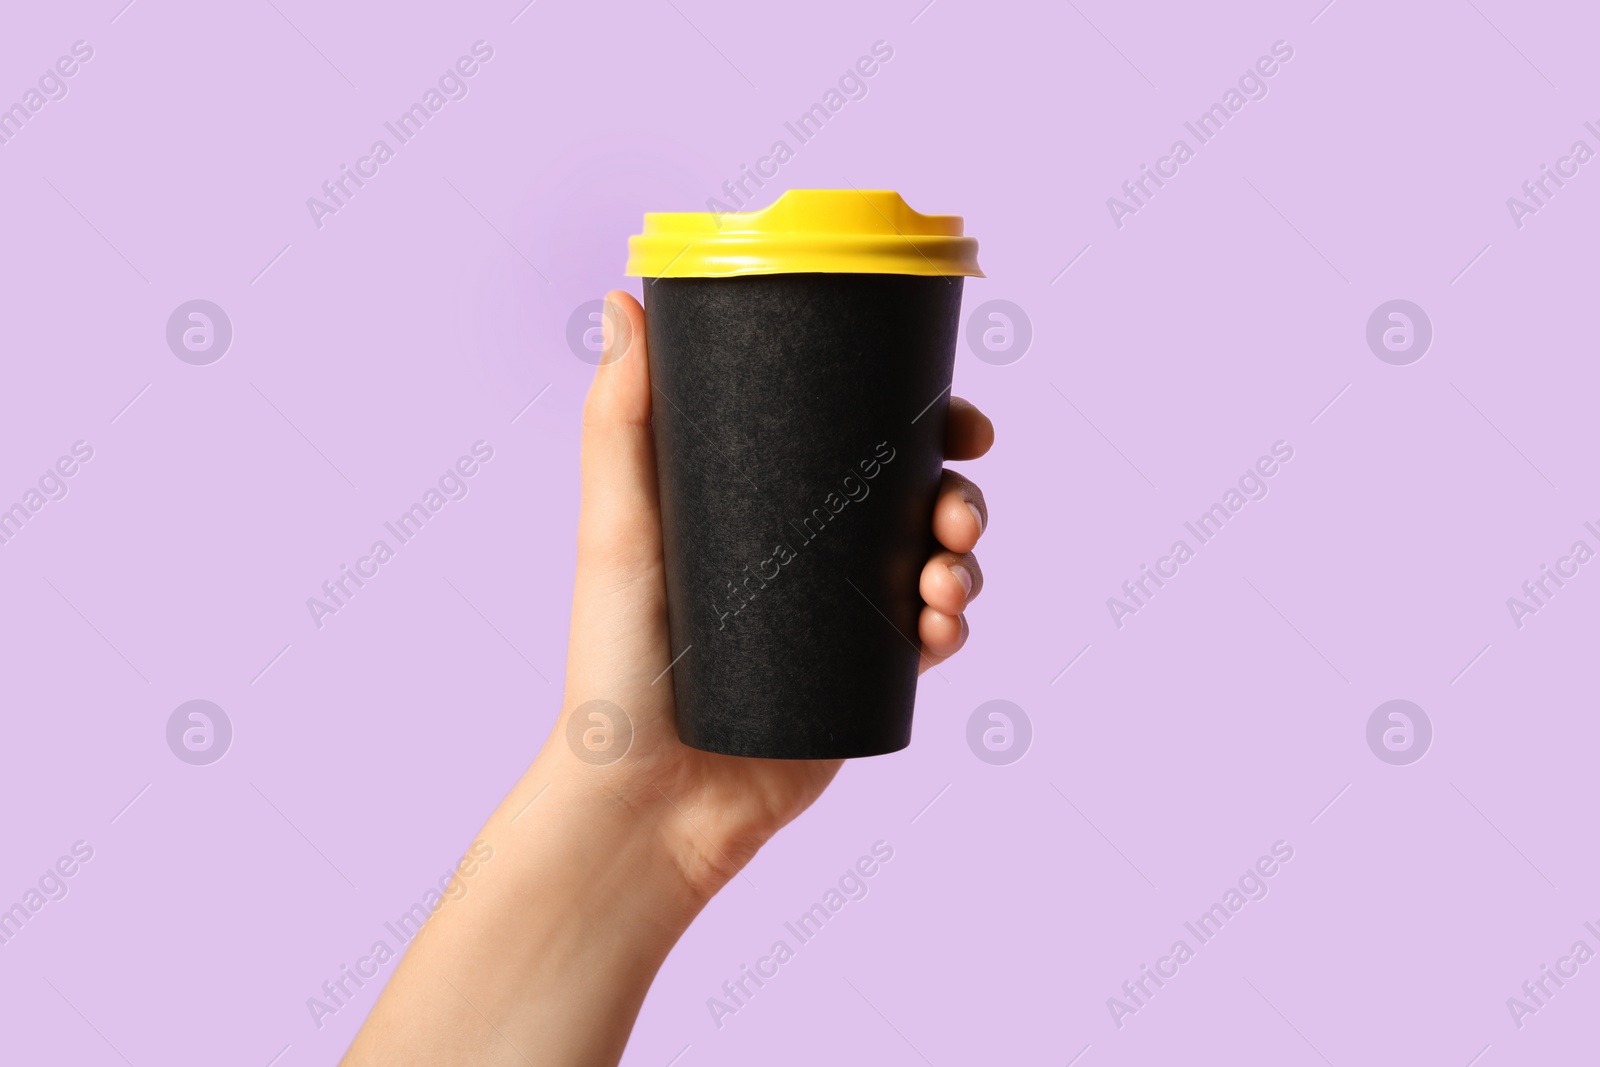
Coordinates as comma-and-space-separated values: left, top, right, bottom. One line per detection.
342, 290, 993, 1066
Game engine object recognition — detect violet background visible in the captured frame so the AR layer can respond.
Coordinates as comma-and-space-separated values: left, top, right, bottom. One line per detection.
2, 0, 1597, 1063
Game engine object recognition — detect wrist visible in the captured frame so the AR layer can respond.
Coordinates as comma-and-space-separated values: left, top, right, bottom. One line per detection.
493, 753, 717, 926
530, 714, 770, 906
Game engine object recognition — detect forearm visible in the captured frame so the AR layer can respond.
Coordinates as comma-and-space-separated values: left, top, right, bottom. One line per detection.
341, 752, 714, 1067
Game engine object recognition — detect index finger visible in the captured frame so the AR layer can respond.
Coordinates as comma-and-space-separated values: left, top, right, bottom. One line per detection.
945, 396, 994, 460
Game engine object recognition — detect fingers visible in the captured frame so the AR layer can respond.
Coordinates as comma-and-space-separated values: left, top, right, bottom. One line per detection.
945, 397, 994, 460
923, 418, 989, 672
917, 606, 968, 671
919, 550, 982, 616
582, 290, 650, 435
576, 290, 661, 572
932, 470, 987, 554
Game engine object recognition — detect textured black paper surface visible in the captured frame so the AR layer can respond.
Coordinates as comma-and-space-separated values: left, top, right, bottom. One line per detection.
643, 273, 964, 759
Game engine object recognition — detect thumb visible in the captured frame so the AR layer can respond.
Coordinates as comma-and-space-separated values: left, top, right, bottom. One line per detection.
574, 289, 662, 592
556, 288, 676, 765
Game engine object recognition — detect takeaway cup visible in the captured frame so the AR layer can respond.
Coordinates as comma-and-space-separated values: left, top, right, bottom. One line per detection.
625, 189, 981, 759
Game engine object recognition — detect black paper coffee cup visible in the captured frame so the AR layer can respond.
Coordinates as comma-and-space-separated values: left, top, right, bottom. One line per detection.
626, 190, 982, 759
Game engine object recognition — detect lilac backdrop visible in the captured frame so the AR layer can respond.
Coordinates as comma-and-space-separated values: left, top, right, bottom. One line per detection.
3, 0, 1598, 1063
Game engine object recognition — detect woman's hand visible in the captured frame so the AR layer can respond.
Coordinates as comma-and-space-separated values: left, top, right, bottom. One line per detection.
551, 289, 995, 898
341, 289, 993, 1067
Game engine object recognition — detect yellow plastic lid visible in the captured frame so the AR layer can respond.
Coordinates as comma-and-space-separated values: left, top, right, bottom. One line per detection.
625, 189, 983, 279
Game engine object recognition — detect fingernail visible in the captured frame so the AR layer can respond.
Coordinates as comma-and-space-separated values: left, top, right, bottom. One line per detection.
600, 298, 619, 361
949, 563, 973, 596
966, 501, 985, 534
